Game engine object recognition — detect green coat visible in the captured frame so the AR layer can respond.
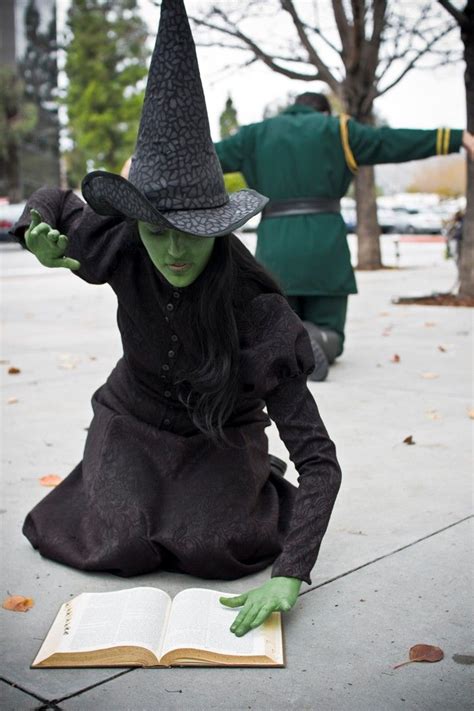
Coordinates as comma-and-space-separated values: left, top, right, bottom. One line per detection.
215, 105, 463, 296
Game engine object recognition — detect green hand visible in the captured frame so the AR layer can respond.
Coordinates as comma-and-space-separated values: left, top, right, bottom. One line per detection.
220, 576, 302, 637
25, 209, 81, 270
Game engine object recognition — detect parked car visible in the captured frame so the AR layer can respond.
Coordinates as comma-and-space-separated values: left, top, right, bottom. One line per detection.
0, 201, 26, 243
342, 203, 433, 235
377, 208, 412, 234
341, 206, 357, 232
402, 209, 444, 235
377, 207, 444, 235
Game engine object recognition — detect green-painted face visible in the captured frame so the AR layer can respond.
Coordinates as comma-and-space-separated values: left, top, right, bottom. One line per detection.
138, 223, 215, 287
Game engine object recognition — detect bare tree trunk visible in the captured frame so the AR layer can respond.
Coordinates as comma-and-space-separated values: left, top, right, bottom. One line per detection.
345, 102, 383, 270
458, 2, 474, 296
354, 165, 382, 269
6, 142, 22, 203
459, 159, 474, 296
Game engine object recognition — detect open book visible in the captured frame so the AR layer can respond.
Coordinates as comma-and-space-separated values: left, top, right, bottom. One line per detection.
32, 587, 284, 668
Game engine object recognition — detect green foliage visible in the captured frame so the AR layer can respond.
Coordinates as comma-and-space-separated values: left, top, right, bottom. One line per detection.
64, 0, 150, 186
0, 67, 38, 162
219, 95, 239, 139
18, 0, 60, 197
223, 172, 247, 193
218, 94, 247, 191
21, 0, 58, 108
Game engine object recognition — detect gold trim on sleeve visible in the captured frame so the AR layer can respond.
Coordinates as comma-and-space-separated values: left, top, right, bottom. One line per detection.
339, 114, 358, 173
443, 127, 451, 155
436, 127, 444, 155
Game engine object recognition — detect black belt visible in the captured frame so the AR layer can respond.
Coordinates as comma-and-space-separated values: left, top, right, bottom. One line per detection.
262, 197, 341, 218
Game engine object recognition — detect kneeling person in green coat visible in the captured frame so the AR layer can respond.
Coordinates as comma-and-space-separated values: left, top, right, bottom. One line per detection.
215, 92, 473, 380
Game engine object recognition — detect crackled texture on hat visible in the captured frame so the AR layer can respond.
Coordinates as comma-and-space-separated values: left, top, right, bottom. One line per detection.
128, 0, 227, 210
81, 0, 269, 235
82, 173, 266, 237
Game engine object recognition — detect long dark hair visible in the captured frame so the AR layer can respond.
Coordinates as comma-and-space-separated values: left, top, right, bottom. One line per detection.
176, 234, 282, 443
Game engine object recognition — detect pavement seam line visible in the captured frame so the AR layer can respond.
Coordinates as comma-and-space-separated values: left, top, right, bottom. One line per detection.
0, 676, 49, 704
51, 668, 135, 704
300, 514, 473, 597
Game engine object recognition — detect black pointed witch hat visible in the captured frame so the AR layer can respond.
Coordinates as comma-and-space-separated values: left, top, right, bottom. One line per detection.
81, 0, 267, 237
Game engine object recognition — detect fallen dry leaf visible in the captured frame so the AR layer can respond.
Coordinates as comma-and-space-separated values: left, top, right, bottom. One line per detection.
468, 409, 474, 420
390, 354, 401, 363
0, 359, 10, 364
424, 322, 437, 328
7, 397, 19, 405
426, 410, 441, 421
2, 595, 35, 612
379, 311, 390, 317
421, 372, 439, 380
438, 345, 447, 353
394, 644, 444, 669
39, 474, 62, 487
403, 435, 415, 445
7, 367, 21, 375
57, 353, 81, 370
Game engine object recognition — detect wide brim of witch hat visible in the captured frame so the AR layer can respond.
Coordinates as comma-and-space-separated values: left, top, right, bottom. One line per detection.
82, 171, 268, 238
80, 0, 268, 238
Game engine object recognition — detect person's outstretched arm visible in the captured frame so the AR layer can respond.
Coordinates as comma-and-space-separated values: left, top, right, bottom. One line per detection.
13, 188, 86, 247
11, 187, 128, 284
214, 130, 246, 174
342, 117, 473, 168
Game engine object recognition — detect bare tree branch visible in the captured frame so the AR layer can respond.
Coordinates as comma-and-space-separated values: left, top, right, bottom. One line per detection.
187, 9, 320, 81
350, 0, 366, 73
194, 41, 308, 65
182, 0, 460, 117
280, 0, 339, 90
302, 21, 342, 58
331, 0, 351, 56
366, 0, 388, 72
376, 21, 458, 96
371, 0, 387, 44
437, 0, 469, 28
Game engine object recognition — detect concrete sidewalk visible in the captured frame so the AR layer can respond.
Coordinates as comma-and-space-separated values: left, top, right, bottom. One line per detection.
1, 240, 472, 710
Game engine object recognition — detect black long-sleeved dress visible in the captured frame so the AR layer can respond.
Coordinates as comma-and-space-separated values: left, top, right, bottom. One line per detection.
13, 188, 341, 585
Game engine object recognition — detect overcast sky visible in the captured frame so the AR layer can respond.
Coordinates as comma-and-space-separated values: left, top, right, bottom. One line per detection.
54, 0, 466, 142
139, 0, 466, 139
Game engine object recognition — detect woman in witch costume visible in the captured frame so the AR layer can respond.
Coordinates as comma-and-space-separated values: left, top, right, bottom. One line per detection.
12, 0, 341, 637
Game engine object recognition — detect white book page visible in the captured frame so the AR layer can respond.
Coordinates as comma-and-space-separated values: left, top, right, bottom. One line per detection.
161, 588, 267, 658
38, 587, 171, 661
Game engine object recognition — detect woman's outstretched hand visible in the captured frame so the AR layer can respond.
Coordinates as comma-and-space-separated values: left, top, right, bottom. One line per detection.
25, 209, 81, 270
220, 576, 302, 637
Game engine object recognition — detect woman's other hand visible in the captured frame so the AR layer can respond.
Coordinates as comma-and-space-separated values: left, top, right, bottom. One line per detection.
220, 576, 302, 637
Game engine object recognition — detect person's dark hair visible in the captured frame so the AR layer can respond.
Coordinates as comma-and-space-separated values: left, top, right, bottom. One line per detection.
295, 92, 332, 115
176, 234, 282, 444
